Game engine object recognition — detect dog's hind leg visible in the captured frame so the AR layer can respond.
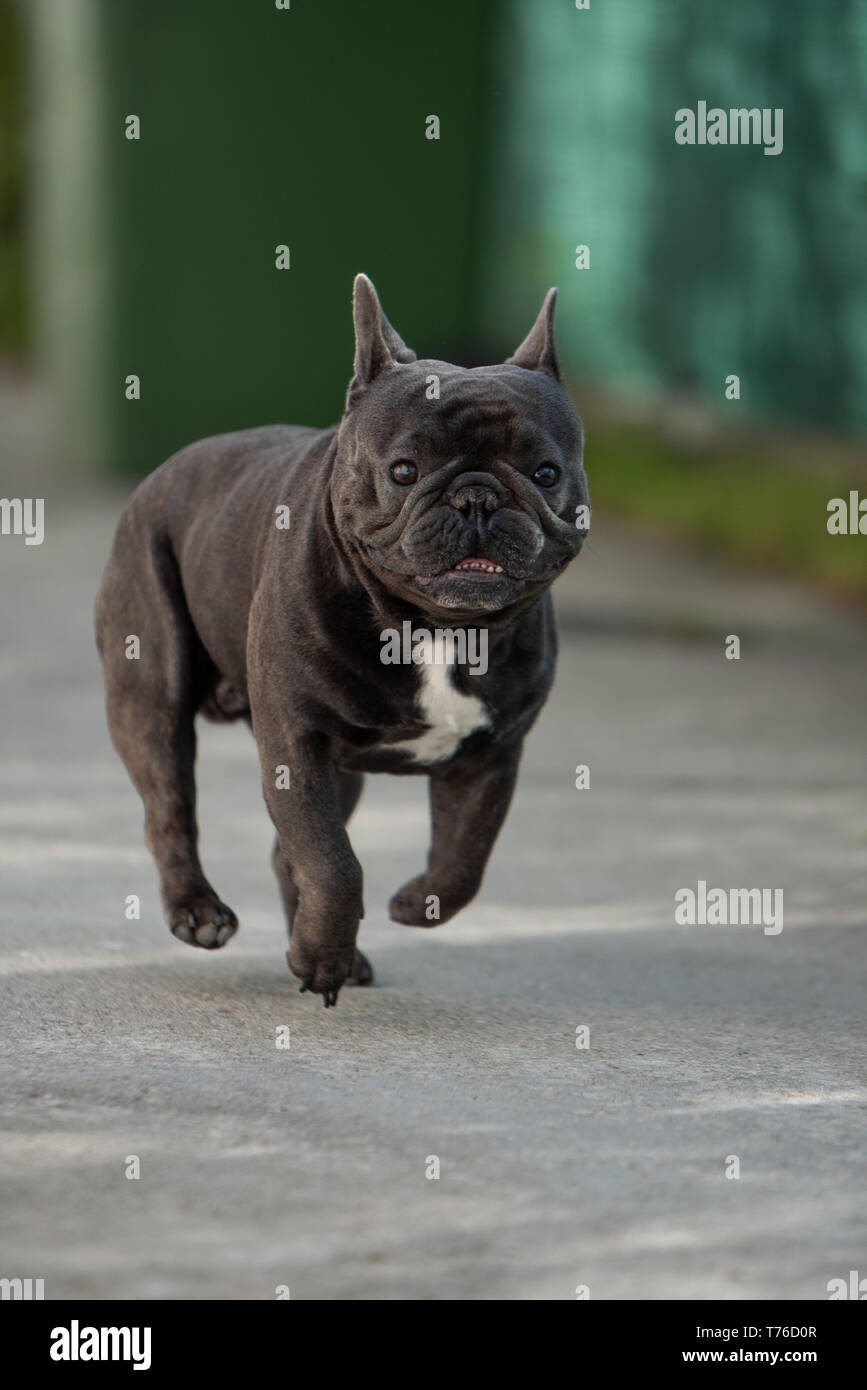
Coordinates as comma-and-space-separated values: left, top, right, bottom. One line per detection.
96, 530, 238, 950
271, 769, 373, 984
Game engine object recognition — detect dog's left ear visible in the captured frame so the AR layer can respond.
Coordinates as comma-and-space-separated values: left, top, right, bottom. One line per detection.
506, 288, 560, 380
347, 274, 416, 406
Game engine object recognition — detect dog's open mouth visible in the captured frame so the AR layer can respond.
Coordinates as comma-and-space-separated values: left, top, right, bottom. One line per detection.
446, 556, 506, 579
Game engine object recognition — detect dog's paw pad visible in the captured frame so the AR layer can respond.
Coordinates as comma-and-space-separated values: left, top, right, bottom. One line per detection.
171, 916, 196, 944
168, 898, 238, 950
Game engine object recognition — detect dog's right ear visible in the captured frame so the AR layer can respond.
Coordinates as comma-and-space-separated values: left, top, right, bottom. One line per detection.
346, 274, 416, 408
505, 288, 560, 380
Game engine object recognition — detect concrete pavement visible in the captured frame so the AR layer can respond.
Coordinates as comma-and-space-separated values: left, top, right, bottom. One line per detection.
1, 495, 865, 1300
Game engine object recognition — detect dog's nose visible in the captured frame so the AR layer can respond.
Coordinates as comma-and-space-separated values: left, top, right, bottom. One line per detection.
448, 476, 503, 522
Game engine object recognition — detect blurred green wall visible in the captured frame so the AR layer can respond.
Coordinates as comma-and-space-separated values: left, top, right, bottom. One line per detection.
30, 0, 497, 476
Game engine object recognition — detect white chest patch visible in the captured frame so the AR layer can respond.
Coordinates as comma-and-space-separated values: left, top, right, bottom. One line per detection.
388, 661, 490, 764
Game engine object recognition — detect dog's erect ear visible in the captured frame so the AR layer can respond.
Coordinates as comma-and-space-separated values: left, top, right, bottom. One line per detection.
506, 288, 560, 380
348, 274, 416, 403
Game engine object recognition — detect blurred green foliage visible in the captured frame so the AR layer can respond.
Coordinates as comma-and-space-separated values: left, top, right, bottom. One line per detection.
588, 425, 867, 600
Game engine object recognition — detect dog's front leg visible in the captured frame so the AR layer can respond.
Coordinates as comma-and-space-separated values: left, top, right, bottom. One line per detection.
389, 740, 523, 927
257, 729, 363, 1006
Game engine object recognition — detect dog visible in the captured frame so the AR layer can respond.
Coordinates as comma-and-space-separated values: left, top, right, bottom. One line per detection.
96, 275, 589, 1005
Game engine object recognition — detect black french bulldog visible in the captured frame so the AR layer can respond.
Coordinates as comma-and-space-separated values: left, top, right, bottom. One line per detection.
96, 275, 588, 1005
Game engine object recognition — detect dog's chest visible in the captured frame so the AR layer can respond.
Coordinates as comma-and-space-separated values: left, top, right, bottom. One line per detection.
386, 662, 490, 764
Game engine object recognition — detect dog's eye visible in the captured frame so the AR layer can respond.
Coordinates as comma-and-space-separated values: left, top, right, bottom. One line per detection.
532, 463, 560, 488
390, 460, 419, 485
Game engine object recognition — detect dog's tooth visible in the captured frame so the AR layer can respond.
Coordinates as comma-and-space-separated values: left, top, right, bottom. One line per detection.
454, 558, 505, 573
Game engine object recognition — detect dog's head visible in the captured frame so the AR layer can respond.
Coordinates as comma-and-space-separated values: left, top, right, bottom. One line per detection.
332, 274, 589, 618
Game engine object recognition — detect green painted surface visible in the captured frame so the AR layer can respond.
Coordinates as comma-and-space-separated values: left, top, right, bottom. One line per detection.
79, 0, 497, 474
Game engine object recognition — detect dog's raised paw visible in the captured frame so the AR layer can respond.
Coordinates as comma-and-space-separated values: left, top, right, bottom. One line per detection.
388, 876, 434, 927
167, 896, 238, 949
389, 874, 479, 927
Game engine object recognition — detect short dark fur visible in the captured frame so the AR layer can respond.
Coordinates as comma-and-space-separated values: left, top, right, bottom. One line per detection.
96, 276, 588, 1004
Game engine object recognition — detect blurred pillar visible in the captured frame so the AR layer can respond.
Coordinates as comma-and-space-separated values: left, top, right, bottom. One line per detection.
29, 0, 111, 477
